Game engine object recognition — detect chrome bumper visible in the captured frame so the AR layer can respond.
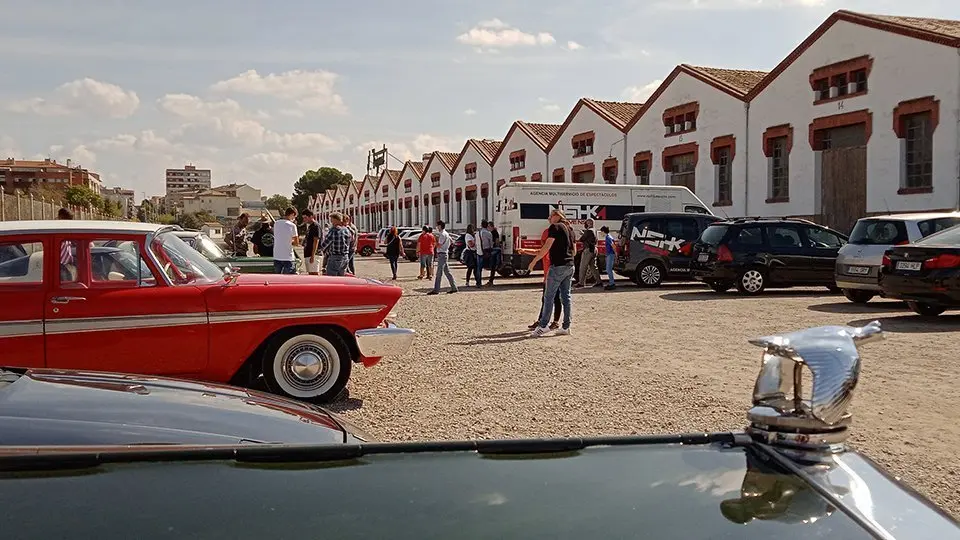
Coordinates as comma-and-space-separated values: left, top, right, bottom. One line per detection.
355, 322, 415, 357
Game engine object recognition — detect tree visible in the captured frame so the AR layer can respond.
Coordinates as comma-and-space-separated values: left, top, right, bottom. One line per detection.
176, 211, 216, 230
65, 185, 104, 211
265, 194, 291, 211
291, 167, 352, 210
137, 199, 153, 223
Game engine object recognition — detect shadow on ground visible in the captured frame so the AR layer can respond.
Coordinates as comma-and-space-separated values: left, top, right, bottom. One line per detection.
325, 397, 365, 413
807, 300, 909, 315
847, 314, 960, 334
661, 288, 839, 302
447, 330, 540, 345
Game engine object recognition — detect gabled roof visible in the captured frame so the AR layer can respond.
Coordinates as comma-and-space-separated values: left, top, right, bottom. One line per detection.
490, 121, 561, 164
624, 64, 768, 131
422, 150, 462, 176
745, 10, 960, 100
377, 168, 402, 189
399, 160, 424, 182
359, 174, 377, 192
546, 99, 643, 152
450, 139, 504, 172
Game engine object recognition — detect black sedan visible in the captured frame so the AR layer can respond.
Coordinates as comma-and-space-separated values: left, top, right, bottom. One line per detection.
880, 224, 960, 316
1, 322, 956, 539
0, 367, 371, 447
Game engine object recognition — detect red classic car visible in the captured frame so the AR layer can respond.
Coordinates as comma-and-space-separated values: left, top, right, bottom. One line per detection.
356, 233, 378, 257
0, 220, 415, 403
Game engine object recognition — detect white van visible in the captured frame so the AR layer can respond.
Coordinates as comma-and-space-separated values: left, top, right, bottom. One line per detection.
495, 183, 712, 276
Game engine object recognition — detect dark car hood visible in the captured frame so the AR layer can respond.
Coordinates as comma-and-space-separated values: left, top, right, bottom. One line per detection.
0, 369, 361, 446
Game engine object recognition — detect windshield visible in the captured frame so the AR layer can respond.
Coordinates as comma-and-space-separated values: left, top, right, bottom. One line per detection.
917, 217, 960, 238
917, 223, 960, 246
700, 225, 729, 246
197, 235, 227, 259
848, 220, 908, 245
149, 231, 224, 285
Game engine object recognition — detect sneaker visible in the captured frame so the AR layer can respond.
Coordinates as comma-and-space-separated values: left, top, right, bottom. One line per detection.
549, 321, 560, 330
604, 284, 616, 290
529, 326, 549, 338
555, 327, 571, 336
447, 289, 458, 294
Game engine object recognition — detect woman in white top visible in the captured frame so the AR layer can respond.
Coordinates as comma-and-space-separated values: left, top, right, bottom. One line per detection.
462, 223, 478, 284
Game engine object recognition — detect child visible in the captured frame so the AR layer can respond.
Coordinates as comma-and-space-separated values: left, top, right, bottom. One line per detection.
600, 226, 618, 290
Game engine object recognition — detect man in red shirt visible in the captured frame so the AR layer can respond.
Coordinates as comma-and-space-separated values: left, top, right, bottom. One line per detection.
417, 226, 437, 280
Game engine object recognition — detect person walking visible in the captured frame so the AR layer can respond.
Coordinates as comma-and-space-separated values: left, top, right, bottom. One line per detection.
486, 221, 501, 286
384, 226, 401, 280
427, 220, 458, 295
462, 224, 479, 285
519, 226, 562, 330
343, 214, 359, 275
417, 225, 436, 280
576, 219, 599, 288
272, 208, 299, 274
526, 209, 575, 337
600, 226, 619, 290
320, 212, 351, 276
302, 210, 321, 275
476, 220, 494, 288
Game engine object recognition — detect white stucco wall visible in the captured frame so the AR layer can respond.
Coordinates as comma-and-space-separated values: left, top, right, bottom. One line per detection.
748, 20, 960, 217
398, 165, 422, 227
548, 105, 626, 184
379, 173, 397, 229
421, 157, 453, 226
626, 72, 749, 216
451, 144, 494, 230
492, 126, 549, 187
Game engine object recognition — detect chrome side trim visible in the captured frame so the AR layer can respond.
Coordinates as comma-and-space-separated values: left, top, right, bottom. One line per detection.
355, 322, 416, 357
45, 313, 208, 335
0, 320, 44, 339
209, 305, 386, 325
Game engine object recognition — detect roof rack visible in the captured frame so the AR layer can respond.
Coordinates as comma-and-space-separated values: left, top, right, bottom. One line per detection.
726, 216, 817, 225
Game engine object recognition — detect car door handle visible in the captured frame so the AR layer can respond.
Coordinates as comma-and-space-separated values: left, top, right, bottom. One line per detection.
51, 296, 86, 304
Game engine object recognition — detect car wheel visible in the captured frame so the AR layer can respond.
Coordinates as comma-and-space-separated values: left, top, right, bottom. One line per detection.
360, 246, 374, 257
708, 281, 732, 293
261, 330, 352, 403
736, 268, 766, 295
498, 266, 515, 277
842, 289, 875, 304
908, 301, 946, 317
407, 255, 417, 262
514, 268, 531, 277
635, 261, 664, 288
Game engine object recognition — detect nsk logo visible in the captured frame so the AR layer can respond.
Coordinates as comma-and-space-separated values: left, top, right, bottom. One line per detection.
632, 227, 683, 251
549, 204, 605, 220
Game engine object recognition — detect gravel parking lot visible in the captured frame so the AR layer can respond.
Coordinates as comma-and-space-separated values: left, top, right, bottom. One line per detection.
336, 255, 960, 518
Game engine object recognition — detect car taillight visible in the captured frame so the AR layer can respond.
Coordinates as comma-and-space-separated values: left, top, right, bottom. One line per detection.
881, 254, 891, 267
924, 253, 960, 269
717, 244, 734, 263
679, 242, 693, 256
895, 240, 909, 245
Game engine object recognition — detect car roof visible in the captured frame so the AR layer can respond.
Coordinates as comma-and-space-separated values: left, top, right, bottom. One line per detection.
0, 220, 163, 237
857, 212, 960, 222
625, 212, 721, 219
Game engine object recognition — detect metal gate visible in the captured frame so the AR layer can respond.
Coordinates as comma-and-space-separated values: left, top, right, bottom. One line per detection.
821, 144, 867, 235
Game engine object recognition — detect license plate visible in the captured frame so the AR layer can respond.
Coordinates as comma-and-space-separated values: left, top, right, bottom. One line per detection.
896, 261, 922, 271
697, 253, 710, 262
847, 266, 870, 275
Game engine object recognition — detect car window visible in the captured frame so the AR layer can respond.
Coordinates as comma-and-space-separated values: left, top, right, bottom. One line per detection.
198, 235, 227, 260
684, 205, 710, 214
731, 226, 764, 247
59, 240, 81, 287
0, 242, 43, 284
89, 240, 157, 287
918, 223, 960, 246
767, 226, 802, 248
664, 218, 699, 241
699, 225, 728, 246
149, 231, 224, 285
804, 226, 844, 249
848, 220, 908, 245
917, 217, 960, 238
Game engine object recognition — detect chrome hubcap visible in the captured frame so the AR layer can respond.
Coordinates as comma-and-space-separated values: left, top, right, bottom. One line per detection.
282, 344, 330, 391
742, 271, 763, 292
641, 265, 660, 284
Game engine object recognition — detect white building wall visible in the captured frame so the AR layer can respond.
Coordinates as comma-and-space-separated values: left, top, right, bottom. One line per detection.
398, 166, 421, 227
421, 158, 451, 227
492, 127, 549, 188
548, 106, 626, 184
626, 72, 749, 217
748, 20, 960, 217
452, 145, 496, 230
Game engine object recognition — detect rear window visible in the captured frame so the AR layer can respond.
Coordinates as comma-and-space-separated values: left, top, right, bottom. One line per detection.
849, 220, 908, 245
917, 217, 960, 238
699, 225, 729, 246
918, 223, 960, 245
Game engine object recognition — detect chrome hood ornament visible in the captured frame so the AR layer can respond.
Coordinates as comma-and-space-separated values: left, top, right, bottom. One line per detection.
746, 321, 883, 459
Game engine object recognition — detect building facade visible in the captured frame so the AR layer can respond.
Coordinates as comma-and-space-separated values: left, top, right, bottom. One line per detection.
181, 190, 242, 218
397, 160, 425, 227
450, 139, 502, 230
103, 186, 137, 218
165, 165, 211, 197
491, 121, 560, 192
1, 158, 102, 194
546, 99, 643, 185
377, 169, 401, 229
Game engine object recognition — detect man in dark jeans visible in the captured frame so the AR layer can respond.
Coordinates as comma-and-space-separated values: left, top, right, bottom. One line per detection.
576, 219, 599, 288
486, 221, 500, 286
302, 210, 321, 275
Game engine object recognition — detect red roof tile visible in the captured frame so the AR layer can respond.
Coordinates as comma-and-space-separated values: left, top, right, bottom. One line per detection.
410, 161, 425, 178
683, 65, 769, 95
436, 151, 460, 172
473, 139, 502, 163
850, 11, 960, 40
519, 122, 561, 149
586, 99, 644, 129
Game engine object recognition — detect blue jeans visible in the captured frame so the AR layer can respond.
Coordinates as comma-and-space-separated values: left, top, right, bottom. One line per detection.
348, 252, 356, 274
433, 252, 458, 292
273, 260, 294, 274
387, 254, 399, 278
325, 254, 348, 276
538, 264, 573, 329
419, 254, 434, 274
605, 254, 616, 285
475, 252, 486, 286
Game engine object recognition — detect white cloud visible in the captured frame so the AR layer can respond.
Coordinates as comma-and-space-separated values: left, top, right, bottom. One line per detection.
6, 78, 140, 118
210, 69, 347, 114
0, 135, 20, 158
456, 19, 557, 49
278, 108, 305, 118
622, 79, 664, 102
565, 41, 584, 51
464, 108, 477, 116
538, 97, 561, 112
655, 0, 825, 10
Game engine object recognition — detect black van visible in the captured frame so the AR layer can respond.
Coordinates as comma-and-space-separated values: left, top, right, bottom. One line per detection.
614, 212, 722, 287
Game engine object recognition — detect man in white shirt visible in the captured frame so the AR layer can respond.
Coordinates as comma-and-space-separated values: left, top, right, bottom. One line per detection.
273, 207, 300, 274
427, 220, 458, 295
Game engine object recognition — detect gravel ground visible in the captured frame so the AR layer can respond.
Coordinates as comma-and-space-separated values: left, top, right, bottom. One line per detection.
336, 255, 960, 518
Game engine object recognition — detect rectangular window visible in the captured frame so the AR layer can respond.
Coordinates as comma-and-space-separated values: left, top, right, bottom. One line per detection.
770, 137, 790, 200
89, 240, 156, 287
669, 154, 696, 192
903, 112, 933, 190
59, 240, 80, 286
552, 170, 564, 183
465, 164, 477, 179
0, 241, 43, 284
509, 155, 525, 171
634, 160, 650, 185
404, 181, 412, 193
715, 147, 732, 204
457, 199, 462, 222
602, 164, 617, 184
573, 138, 594, 157
832, 72, 848, 96
852, 69, 867, 93
813, 78, 829, 100
431, 174, 441, 188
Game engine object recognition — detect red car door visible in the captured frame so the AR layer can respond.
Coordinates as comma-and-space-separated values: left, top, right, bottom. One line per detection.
0, 235, 48, 368
42, 234, 209, 376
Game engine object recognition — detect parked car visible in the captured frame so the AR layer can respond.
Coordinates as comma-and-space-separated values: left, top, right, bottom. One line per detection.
880, 223, 960, 316
614, 212, 723, 287
378, 227, 418, 254
173, 229, 302, 274
401, 230, 421, 262
450, 234, 466, 260
3, 321, 956, 539
0, 220, 415, 403
0, 366, 372, 446
690, 217, 847, 295
836, 212, 960, 303
357, 232, 378, 257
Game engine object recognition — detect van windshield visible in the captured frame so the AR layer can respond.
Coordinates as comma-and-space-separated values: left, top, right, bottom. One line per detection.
699, 225, 729, 246
848, 220, 908, 245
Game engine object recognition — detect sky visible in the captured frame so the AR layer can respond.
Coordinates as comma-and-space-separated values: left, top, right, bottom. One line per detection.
1, 0, 958, 201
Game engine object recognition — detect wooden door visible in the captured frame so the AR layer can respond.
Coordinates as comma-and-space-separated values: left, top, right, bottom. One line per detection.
820, 125, 867, 235
670, 153, 696, 193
